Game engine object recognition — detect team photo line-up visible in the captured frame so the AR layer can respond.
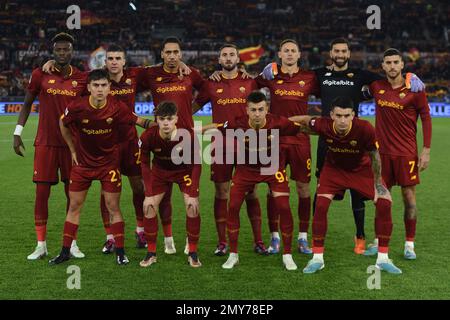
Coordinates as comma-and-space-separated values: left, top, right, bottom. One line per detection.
12, 32, 431, 273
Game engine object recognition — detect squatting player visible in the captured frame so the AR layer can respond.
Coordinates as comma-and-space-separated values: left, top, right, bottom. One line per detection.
203, 91, 306, 271
13, 33, 87, 260
364, 48, 432, 259
193, 43, 266, 256
290, 96, 401, 274
49, 69, 153, 265
139, 101, 202, 268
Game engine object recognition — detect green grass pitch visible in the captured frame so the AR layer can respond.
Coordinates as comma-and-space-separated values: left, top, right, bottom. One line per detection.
0, 115, 449, 299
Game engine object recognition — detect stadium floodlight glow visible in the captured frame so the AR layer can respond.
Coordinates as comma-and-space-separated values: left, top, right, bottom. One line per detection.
129, 2, 137, 11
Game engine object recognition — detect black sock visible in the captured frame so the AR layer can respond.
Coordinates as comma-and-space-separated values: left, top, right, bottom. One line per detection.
312, 192, 317, 217
61, 246, 70, 256
350, 190, 366, 239
115, 247, 125, 256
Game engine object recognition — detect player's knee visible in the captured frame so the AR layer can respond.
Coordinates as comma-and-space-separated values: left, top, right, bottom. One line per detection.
214, 183, 229, 199
144, 204, 156, 218
296, 182, 310, 197
401, 187, 416, 205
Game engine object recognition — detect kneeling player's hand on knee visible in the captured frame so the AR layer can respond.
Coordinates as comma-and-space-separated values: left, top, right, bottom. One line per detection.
185, 197, 199, 217
143, 197, 155, 218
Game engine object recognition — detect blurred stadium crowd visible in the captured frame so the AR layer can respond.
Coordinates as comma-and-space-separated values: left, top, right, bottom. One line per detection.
0, 0, 448, 100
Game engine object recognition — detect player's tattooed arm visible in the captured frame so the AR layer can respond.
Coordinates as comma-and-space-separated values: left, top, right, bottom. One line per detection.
288, 115, 318, 135
199, 123, 220, 134
369, 149, 388, 197
136, 117, 156, 129
59, 119, 78, 165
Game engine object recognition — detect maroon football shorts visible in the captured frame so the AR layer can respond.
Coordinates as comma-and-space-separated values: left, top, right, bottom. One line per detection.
119, 138, 142, 177
279, 143, 311, 183
230, 166, 290, 195
69, 165, 122, 193
381, 154, 420, 189
148, 164, 200, 197
33, 146, 72, 184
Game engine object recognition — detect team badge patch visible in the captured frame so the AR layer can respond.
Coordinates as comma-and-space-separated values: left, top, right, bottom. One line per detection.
239, 86, 246, 93
48, 79, 55, 84
378, 90, 385, 94
326, 139, 333, 144
277, 80, 284, 84
125, 78, 132, 85
106, 117, 113, 124
72, 81, 78, 87
399, 92, 406, 99
350, 140, 358, 146
347, 73, 354, 78
216, 88, 223, 93
299, 81, 305, 87
156, 77, 162, 82
82, 119, 89, 124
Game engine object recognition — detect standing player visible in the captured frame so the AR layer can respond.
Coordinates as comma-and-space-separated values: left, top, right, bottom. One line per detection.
364, 48, 432, 259
290, 96, 401, 274
13, 33, 87, 260
262, 38, 425, 254
203, 91, 304, 271
49, 69, 153, 265
140, 37, 204, 255
255, 39, 320, 255
193, 44, 266, 256
139, 101, 202, 268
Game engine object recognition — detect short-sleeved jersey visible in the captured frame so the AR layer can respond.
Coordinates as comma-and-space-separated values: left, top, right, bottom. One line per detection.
314, 67, 381, 117
27, 66, 87, 147
370, 79, 432, 157
140, 66, 204, 128
109, 67, 149, 142
255, 68, 319, 145
61, 96, 137, 168
139, 126, 197, 171
195, 73, 258, 123
309, 117, 378, 172
217, 114, 301, 170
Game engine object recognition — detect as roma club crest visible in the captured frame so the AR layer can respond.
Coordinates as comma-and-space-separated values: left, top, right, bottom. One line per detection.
239, 86, 246, 93
399, 92, 406, 99
347, 73, 354, 78
125, 78, 132, 85
216, 88, 223, 93
298, 81, 305, 87
277, 80, 284, 84
106, 117, 113, 124
378, 90, 385, 94
326, 139, 333, 144
156, 77, 162, 82
350, 140, 358, 147
72, 81, 78, 87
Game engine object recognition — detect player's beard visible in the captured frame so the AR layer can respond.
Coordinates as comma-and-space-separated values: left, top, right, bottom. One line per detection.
387, 70, 401, 80
332, 57, 349, 68
221, 62, 237, 72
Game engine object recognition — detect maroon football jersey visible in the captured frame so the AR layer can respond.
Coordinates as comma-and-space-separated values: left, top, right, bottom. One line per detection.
218, 114, 301, 171
141, 66, 204, 129
370, 79, 432, 157
309, 117, 378, 172
27, 66, 87, 147
256, 68, 319, 145
61, 96, 137, 168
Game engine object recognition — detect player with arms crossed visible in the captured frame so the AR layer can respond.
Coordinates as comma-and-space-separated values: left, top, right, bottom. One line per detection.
139, 101, 202, 268
13, 33, 87, 260
49, 69, 153, 265
193, 43, 265, 256
364, 48, 432, 259
290, 96, 401, 274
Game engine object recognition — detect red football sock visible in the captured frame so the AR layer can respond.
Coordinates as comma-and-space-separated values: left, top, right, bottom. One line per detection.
186, 215, 201, 253
267, 194, 279, 233
133, 192, 145, 228
273, 196, 293, 254
312, 196, 332, 253
62, 221, 79, 248
144, 216, 158, 253
111, 221, 125, 249
245, 197, 262, 243
404, 217, 416, 242
100, 194, 112, 235
227, 192, 246, 253
35, 183, 51, 241
298, 196, 311, 233
159, 192, 173, 237
375, 198, 393, 249
214, 198, 228, 244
